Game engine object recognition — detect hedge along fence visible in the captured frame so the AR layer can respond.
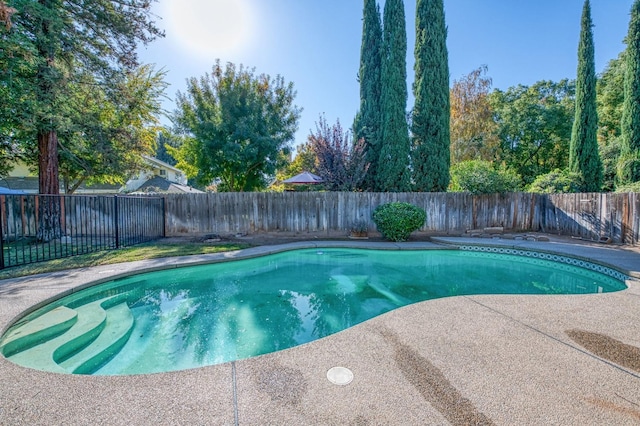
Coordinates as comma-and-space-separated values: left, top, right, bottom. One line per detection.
162, 192, 635, 245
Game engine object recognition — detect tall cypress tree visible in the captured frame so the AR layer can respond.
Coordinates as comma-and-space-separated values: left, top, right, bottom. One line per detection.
412, 0, 450, 192
377, 0, 411, 192
618, 0, 640, 184
354, 0, 383, 191
569, 0, 603, 192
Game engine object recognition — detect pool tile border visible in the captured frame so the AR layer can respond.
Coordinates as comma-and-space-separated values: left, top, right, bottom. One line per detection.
458, 245, 629, 282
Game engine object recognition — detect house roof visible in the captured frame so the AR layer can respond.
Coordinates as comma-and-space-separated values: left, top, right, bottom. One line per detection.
0, 186, 26, 195
1, 177, 120, 193
132, 176, 204, 194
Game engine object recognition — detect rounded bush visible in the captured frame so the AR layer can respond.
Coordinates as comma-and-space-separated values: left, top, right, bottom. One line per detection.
527, 169, 584, 193
449, 160, 520, 194
372, 202, 426, 242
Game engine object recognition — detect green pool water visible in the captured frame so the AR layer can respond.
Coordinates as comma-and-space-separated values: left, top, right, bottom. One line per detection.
0, 248, 627, 375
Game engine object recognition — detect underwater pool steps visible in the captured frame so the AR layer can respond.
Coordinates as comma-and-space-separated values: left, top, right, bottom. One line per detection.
61, 302, 134, 374
1, 306, 77, 358
2, 296, 135, 374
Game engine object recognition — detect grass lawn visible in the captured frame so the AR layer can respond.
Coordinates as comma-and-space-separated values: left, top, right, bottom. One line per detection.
0, 241, 251, 280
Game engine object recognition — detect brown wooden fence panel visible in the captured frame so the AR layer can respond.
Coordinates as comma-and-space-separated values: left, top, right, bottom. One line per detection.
162, 192, 638, 245
632, 192, 640, 244
540, 192, 639, 244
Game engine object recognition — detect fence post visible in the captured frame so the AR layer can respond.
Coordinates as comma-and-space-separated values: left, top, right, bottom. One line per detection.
161, 196, 166, 238
114, 195, 120, 249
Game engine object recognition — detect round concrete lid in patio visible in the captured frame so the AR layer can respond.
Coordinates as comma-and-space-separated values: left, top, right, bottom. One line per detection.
326, 366, 354, 385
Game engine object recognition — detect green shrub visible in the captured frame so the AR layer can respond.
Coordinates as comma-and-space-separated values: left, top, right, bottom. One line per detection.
449, 160, 520, 194
372, 202, 426, 242
527, 169, 585, 193
615, 181, 640, 193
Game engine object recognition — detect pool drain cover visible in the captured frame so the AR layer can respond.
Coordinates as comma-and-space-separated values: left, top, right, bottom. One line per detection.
326, 367, 353, 385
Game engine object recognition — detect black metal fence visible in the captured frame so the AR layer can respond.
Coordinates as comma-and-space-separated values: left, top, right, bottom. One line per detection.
0, 194, 165, 270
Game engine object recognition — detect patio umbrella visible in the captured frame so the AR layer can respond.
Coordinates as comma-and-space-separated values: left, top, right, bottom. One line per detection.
282, 171, 324, 184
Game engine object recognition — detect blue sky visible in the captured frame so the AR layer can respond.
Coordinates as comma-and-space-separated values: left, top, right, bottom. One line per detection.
138, 0, 634, 149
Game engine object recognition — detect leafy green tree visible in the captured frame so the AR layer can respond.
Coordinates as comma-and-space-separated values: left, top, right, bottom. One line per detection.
412, 0, 450, 192
1, 0, 162, 195
309, 115, 368, 191
0, 59, 23, 178
449, 66, 499, 164
597, 52, 626, 145
489, 80, 575, 187
154, 129, 183, 167
378, 0, 411, 192
289, 142, 317, 175
354, 0, 383, 191
569, 0, 603, 191
597, 52, 625, 191
0, 2, 31, 177
173, 61, 301, 192
618, 0, 640, 184
53, 65, 167, 193
600, 137, 622, 192
0, 140, 21, 177
449, 160, 520, 194
527, 169, 585, 193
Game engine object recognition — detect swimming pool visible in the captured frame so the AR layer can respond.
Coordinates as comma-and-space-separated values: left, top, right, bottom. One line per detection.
0, 247, 627, 375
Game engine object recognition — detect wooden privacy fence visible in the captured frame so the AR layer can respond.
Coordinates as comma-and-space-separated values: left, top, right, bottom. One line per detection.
2, 191, 637, 269
540, 192, 639, 244
163, 192, 639, 245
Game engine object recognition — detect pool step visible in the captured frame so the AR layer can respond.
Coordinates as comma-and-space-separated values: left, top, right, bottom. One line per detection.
60, 301, 134, 374
6, 298, 112, 373
3, 295, 135, 374
0, 306, 77, 358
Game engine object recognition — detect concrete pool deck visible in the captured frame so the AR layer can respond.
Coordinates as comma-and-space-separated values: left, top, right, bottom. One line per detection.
0, 237, 639, 425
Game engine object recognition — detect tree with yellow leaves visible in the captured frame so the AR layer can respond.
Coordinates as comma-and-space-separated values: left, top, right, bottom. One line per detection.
449, 66, 500, 165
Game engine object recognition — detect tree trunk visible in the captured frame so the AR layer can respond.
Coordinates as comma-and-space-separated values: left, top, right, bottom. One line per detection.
37, 130, 61, 241
38, 130, 60, 195
68, 175, 86, 194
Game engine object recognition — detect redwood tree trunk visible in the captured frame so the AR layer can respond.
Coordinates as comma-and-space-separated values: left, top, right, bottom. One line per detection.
37, 129, 61, 241
38, 130, 60, 195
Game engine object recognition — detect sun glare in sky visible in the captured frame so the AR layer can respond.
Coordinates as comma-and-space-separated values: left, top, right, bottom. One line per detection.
163, 0, 255, 56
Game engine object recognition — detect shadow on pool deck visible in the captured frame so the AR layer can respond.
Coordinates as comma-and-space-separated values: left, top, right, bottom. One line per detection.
0, 236, 639, 425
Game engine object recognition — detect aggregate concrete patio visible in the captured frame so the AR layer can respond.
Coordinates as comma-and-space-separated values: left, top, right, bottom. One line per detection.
0, 237, 639, 425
